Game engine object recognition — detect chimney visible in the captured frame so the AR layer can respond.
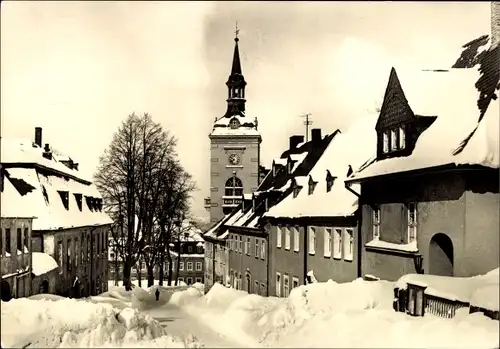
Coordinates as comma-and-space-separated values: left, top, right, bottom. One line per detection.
311, 128, 322, 143
42, 143, 52, 160
492, 1, 500, 47
289, 135, 304, 150
34, 127, 42, 148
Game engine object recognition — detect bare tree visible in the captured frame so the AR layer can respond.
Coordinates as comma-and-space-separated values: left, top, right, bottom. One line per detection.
94, 113, 188, 290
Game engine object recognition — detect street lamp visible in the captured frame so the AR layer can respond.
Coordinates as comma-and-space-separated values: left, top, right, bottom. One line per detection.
413, 254, 424, 274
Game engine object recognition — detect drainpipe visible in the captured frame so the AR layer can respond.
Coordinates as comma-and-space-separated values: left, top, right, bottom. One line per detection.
266, 224, 270, 297
303, 223, 308, 285
345, 182, 362, 279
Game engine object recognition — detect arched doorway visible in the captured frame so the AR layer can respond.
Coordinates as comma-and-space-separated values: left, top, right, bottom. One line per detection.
0, 280, 12, 302
39, 280, 49, 294
429, 233, 454, 276
71, 278, 81, 299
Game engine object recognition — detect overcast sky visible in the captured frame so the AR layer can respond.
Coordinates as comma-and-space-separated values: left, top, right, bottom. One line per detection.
1, 1, 491, 220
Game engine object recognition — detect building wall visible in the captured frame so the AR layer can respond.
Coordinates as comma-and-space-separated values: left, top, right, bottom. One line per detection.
307, 224, 358, 284
46, 224, 109, 297
463, 170, 500, 276
204, 242, 215, 293
361, 170, 498, 281
209, 136, 261, 223
267, 224, 304, 297
32, 269, 58, 294
228, 231, 268, 295
1, 217, 33, 299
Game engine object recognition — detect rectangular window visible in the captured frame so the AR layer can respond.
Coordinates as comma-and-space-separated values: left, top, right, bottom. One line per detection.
188, 246, 193, 253
391, 129, 398, 151
308, 227, 316, 255
196, 277, 202, 283
373, 206, 381, 240
277, 226, 282, 248
383, 131, 389, 153
293, 227, 299, 252
284, 274, 290, 297
17, 228, 22, 251
343, 229, 354, 261
254, 280, 259, 295
255, 239, 260, 258
333, 228, 342, 259
196, 262, 202, 271
408, 202, 417, 243
285, 226, 291, 250
186, 277, 193, 285
179, 262, 184, 271
276, 272, 281, 297
24, 228, 29, 252
5, 228, 10, 254
58, 241, 63, 274
187, 262, 193, 271
75, 238, 79, 268
399, 126, 406, 149
239, 236, 243, 253
261, 239, 266, 260
292, 277, 299, 289
324, 228, 332, 257
246, 237, 251, 255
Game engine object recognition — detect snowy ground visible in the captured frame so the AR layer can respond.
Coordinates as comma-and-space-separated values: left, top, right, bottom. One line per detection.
2, 278, 498, 348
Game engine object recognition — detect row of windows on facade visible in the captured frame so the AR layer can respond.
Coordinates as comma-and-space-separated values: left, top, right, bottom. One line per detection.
372, 203, 417, 243
382, 126, 406, 154
227, 234, 266, 260
1, 227, 30, 256
56, 230, 108, 275
183, 245, 204, 254
275, 272, 300, 298
173, 261, 203, 272
177, 276, 203, 285
229, 270, 267, 296
54, 190, 103, 212
277, 225, 354, 261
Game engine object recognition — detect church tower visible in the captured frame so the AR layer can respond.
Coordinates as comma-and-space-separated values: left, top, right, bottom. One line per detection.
205, 32, 262, 223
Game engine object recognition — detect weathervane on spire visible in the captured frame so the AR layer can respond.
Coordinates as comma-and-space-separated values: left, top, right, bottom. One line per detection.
235, 21, 240, 41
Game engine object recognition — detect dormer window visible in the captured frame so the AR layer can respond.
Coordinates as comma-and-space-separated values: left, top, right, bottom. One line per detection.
265, 197, 269, 211
252, 198, 256, 212
74, 193, 83, 211
293, 182, 302, 198
308, 176, 317, 195
96, 198, 103, 212
383, 132, 389, 153
326, 170, 335, 192
85, 196, 93, 212
391, 129, 398, 150
287, 159, 293, 174
58, 191, 69, 210
399, 126, 406, 149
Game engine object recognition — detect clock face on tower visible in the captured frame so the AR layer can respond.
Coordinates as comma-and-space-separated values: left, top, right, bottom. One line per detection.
228, 153, 240, 165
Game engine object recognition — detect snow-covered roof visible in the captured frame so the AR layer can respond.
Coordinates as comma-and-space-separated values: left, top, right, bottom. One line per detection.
204, 215, 229, 238
32, 252, 58, 276
349, 67, 499, 182
266, 113, 378, 218
1, 139, 89, 181
211, 114, 260, 137
1, 147, 113, 230
179, 221, 204, 242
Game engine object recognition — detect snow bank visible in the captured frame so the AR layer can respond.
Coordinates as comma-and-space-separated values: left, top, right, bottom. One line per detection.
32, 252, 59, 276
1, 298, 202, 348
172, 278, 499, 348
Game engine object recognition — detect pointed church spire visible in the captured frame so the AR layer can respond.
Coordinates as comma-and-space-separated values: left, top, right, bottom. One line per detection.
223, 24, 247, 118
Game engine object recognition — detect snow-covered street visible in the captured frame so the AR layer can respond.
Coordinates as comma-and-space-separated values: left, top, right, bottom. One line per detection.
144, 302, 251, 348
